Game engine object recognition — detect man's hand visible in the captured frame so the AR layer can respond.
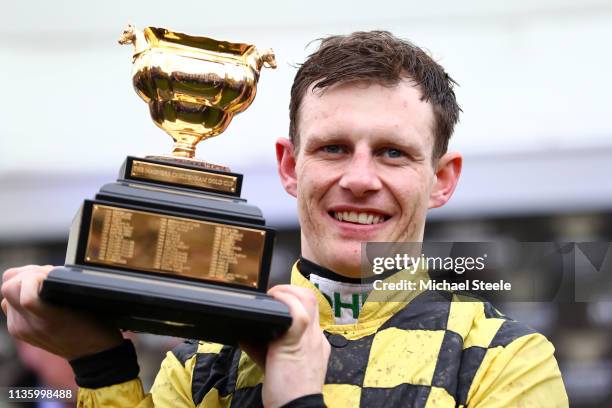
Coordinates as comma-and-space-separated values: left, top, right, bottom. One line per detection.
242, 285, 331, 408
1, 265, 124, 360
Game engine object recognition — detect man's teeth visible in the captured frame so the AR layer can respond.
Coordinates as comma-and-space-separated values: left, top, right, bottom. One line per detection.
333, 211, 385, 225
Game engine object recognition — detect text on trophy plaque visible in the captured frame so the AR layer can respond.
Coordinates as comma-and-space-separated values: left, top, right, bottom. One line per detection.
130, 160, 238, 193
84, 204, 264, 288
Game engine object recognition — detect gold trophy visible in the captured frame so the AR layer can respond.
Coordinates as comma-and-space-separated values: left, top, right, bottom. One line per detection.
40, 26, 291, 344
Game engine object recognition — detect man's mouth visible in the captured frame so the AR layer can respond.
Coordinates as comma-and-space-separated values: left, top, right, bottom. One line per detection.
329, 211, 390, 225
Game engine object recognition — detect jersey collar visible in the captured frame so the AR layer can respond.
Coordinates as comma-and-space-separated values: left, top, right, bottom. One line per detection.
290, 261, 430, 336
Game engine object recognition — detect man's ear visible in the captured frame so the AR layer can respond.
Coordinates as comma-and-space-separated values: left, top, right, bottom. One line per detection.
276, 137, 298, 197
429, 152, 462, 209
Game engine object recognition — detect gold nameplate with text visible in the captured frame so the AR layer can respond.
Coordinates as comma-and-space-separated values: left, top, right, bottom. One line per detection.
84, 204, 264, 288
130, 160, 238, 193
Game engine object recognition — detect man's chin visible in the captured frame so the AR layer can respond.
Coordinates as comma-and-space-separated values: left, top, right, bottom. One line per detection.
321, 248, 364, 278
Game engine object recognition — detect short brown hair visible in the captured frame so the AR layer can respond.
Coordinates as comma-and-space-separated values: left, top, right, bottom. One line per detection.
289, 31, 460, 159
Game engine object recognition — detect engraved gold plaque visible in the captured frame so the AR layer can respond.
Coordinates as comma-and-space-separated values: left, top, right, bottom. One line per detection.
130, 160, 238, 193
85, 204, 265, 288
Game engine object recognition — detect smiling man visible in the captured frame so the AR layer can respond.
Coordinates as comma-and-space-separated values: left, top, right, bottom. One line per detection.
279, 78, 457, 278
1, 31, 568, 407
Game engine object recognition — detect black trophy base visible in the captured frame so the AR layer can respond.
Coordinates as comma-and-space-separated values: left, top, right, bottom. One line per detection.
40, 266, 292, 345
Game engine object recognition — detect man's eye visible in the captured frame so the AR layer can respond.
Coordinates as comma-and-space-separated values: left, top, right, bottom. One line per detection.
322, 145, 345, 154
382, 148, 404, 158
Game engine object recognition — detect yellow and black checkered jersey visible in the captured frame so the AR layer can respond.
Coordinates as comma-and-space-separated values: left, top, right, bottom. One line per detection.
76, 263, 569, 407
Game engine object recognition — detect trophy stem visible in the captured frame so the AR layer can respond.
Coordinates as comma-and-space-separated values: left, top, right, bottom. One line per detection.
172, 142, 196, 158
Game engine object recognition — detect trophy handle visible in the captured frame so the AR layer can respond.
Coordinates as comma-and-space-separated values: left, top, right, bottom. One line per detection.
260, 49, 277, 69
118, 24, 148, 56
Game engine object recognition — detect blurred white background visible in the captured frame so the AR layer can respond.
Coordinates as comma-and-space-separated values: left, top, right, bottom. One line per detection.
1, 0, 611, 239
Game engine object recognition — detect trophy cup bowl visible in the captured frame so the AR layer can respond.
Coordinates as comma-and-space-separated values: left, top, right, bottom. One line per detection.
119, 25, 277, 159
39, 26, 290, 345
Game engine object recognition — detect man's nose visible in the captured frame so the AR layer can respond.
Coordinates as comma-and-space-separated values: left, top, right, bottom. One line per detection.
338, 151, 382, 197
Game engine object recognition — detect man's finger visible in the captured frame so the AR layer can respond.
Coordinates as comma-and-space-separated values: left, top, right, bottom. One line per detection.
2, 265, 52, 284
268, 289, 311, 339
268, 285, 317, 305
19, 272, 47, 315
1, 298, 7, 315
4, 298, 34, 342
269, 285, 319, 324
1, 275, 23, 310
2, 267, 24, 283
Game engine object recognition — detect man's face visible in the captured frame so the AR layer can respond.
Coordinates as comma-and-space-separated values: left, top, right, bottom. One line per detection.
290, 80, 439, 277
